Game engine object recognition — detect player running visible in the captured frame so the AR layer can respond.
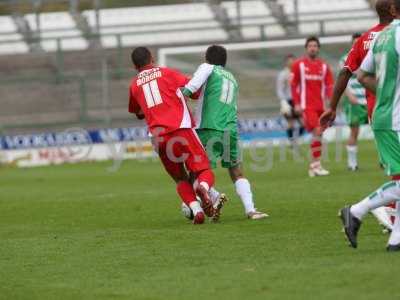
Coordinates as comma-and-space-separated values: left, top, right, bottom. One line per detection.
320, 0, 394, 232
291, 36, 334, 177
181, 45, 268, 220
276, 54, 305, 145
339, 8, 400, 251
128, 46, 223, 225
339, 33, 369, 171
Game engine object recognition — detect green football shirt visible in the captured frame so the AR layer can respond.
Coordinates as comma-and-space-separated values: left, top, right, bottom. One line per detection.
182, 63, 238, 131
361, 19, 400, 130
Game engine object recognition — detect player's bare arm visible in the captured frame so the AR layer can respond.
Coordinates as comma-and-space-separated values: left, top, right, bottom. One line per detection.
320, 68, 352, 128
357, 70, 377, 94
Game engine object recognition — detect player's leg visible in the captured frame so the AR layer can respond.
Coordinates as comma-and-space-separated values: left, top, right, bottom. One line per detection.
305, 110, 329, 177
285, 116, 295, 143
221, 129, 268, 219
347, 125, 360, 171
180, 128, 224, 218
388, 203, 400, 251
228, 164, 268, 220
196, 128, 220, 204
156, 133, 205, 224
194, 128, 229, 221
339, 130, 400, 248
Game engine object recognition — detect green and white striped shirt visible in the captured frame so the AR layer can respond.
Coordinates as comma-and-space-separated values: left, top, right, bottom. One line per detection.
339, 54, 367, 105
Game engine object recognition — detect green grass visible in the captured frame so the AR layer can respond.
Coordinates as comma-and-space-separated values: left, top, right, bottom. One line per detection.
1, 141, 399, 299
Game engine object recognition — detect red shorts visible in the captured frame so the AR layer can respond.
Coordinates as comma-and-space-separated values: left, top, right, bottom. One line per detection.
303, 109, 324, 132
154, 128, 210, 180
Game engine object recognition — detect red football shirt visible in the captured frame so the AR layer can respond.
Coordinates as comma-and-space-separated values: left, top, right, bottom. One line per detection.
129, 65, 194, 136
344, 23, 387, 115
291, 57, 334, 111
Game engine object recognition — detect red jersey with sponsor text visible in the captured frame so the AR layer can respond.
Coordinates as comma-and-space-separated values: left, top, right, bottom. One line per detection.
129, 65, 194, 136
291, 57, 334, 111
344, 23, 387, 117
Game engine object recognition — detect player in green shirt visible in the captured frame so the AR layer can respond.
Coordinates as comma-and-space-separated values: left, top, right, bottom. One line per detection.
182, 45, 268, 220
339, 33, 369, 171
338, 11, 400, 251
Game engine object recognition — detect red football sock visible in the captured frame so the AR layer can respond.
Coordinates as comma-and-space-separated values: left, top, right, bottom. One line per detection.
311, 140, 322, 160
393, 175, 400, 181
196, 169, 215, 191
176, 181, 197, 206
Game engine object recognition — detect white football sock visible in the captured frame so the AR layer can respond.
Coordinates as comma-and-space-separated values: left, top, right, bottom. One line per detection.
189, 201, 203, 216
235, 178, 256, 214
388, 203, 400, 246
208, 187, 220, 205
351, 181, 400, 220
346, 145, 358, 169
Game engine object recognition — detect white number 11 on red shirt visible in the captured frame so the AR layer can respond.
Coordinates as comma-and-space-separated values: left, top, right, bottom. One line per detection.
143, 80, 163, 108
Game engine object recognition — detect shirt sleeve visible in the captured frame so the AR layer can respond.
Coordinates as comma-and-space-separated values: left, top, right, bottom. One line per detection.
182, 63, 214, 96
128, 86, 140, 114
290, 61, 301, 106
343, 37, 363, 73
276, 70, 287, 101
360, 48, 375, 74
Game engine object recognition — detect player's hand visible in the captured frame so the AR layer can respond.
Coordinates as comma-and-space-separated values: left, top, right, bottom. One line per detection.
294, 105, 302, 115
135, 109, 145, 120
319, 109, 336, 129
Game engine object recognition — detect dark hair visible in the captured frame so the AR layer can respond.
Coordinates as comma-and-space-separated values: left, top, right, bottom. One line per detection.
205, 45, 227, 67
352, 32, 362, 40
131, 47, 152, 69
305, 36, 321, 48
394, 0, 400, 12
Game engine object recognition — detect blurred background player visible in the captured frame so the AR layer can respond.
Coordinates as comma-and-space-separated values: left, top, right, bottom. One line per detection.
129, 46, 223, 225
291, 36, 334, 177
320, 0, 394, 232
340, 7, 400, 250
276, 54, 305, 145
182, 45, 268, 220
339, 33, 369, 171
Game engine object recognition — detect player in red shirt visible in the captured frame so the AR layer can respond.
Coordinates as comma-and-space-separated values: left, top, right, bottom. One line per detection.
320, 0, 393, 126
291, 36, 334, 177
128, 47, 220, 225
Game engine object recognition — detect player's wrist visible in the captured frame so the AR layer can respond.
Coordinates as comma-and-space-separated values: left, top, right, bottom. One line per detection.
181, 87, 193, 97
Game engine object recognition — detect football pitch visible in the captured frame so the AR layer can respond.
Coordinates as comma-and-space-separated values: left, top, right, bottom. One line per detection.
1, 141, 399, 300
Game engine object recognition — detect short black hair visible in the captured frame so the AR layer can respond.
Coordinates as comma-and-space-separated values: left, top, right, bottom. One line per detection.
395, 0, 400, 12
305, 36, 321, 48
131, 47, 152, 69
352, 32, 362, 40
205, 45, 227, 67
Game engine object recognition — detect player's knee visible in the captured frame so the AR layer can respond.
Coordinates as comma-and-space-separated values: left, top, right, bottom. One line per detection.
229, 165, 243, 182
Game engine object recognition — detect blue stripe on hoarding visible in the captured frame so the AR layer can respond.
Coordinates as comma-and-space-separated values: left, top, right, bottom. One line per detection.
0, 117, 316, 150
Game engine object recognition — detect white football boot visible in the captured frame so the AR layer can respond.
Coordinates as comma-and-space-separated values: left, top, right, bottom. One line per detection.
247, 210, 269, 220
309, 161, 330, 177
211, 193, 228, 223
